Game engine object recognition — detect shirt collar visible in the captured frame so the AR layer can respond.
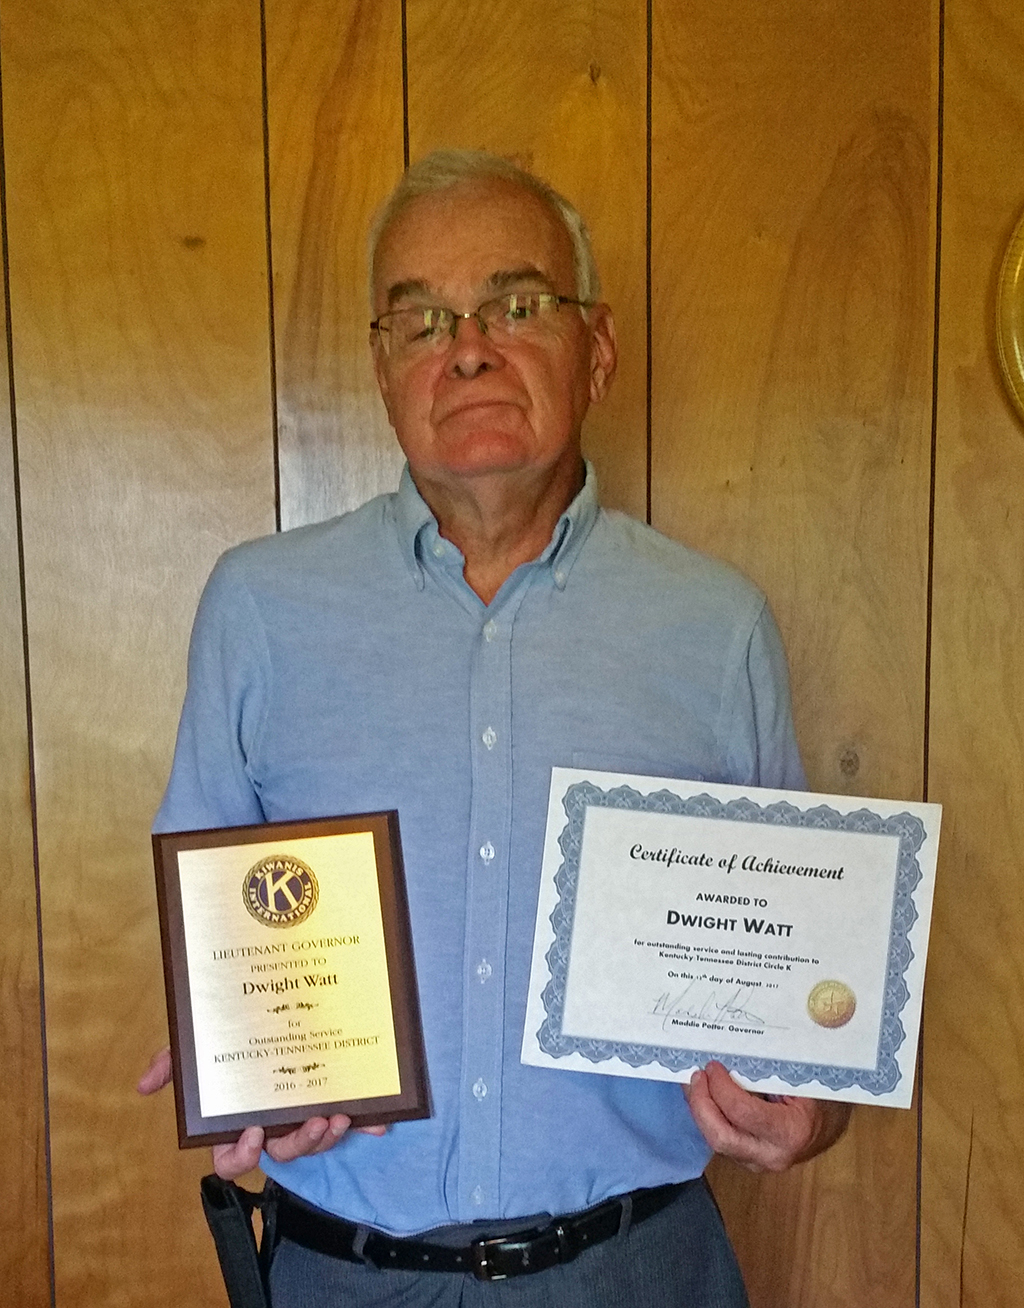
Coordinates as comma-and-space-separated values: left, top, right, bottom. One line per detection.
393, 461, 600, 592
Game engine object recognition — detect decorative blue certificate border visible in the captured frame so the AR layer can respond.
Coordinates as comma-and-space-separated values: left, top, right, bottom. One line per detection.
536, 781, 927, 1095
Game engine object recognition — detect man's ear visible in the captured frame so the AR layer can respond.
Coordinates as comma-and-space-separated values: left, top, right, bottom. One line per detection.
588, 305, 618, 403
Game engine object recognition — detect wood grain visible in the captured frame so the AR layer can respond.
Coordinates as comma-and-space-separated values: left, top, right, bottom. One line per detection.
3, 2, 1022, 1305
267, 0, 406, 529
2, 1, 275, 1301
652, 2, 936, 1303
0, 196, 49, 1305
406, 0, 648, 519
924, 0, 1024, 1301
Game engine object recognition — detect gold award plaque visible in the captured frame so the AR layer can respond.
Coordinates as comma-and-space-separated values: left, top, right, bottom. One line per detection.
153, 812, 428, 1147
807, 980, 857, 1029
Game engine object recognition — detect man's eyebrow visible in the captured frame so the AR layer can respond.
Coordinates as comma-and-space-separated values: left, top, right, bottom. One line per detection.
384, 267, 556, 308
484, 267, 557, 293
385, 279, 436, 307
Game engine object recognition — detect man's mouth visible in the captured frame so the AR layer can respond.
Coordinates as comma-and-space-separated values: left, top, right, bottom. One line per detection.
435, 399, 524, 429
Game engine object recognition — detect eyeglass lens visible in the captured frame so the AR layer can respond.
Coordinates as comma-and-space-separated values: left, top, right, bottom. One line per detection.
377, 292, 575, 355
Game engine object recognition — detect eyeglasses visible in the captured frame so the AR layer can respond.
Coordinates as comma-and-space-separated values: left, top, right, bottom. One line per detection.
371, 291, 591, 359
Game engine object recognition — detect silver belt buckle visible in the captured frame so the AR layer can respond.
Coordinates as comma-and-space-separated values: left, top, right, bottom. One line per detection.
470, 1235, 510, 1281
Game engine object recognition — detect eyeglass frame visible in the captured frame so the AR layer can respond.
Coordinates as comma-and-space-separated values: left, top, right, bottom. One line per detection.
370, 291, 593, 357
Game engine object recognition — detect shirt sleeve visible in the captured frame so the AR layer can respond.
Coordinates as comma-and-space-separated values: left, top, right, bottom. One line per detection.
153, 552, 270, 833
721, 598, 807, 791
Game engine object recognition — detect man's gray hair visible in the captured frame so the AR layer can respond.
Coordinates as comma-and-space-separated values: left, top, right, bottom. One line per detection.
368, 149, 601, 303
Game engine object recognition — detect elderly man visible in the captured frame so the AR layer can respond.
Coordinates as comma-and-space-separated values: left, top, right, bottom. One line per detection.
142, 150, 849, 1305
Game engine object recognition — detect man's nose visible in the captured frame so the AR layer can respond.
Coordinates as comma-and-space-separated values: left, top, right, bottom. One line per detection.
444, 313, 504, 378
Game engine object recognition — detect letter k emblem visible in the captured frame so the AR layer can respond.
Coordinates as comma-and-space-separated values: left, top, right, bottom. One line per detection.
263, 869, 300, 911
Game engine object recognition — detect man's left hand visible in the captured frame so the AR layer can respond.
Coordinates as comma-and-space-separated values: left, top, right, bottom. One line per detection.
684, 1060, 851, 1172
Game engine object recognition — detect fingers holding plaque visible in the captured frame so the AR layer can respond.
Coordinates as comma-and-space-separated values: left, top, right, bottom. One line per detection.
154, 812, 428, 1146
521, 770, 941, 1108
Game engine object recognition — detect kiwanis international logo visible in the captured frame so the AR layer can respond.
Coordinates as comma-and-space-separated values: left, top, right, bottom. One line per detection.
243, 854, 319, 928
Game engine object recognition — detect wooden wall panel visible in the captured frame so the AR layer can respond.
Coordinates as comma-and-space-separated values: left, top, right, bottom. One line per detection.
406, 0, 648, 519
2, 1, 275, 1301
924, 0, 1024, 1301
267, 0, 406, 530
651, 3, 936, 1305
0, 210, 49, 1304
6, 3, 1024, 1306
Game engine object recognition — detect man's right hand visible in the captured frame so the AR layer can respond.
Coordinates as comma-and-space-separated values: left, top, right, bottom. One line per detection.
136, 1047, 387, 1180
213, 1115, 378, 1180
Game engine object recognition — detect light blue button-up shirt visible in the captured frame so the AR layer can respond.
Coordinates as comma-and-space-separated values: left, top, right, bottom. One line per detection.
156, 464, 804, 1235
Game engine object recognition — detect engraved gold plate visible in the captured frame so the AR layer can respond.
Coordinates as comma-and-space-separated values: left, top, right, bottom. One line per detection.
153, 812, 428, 1147
997, 207, 1024, 424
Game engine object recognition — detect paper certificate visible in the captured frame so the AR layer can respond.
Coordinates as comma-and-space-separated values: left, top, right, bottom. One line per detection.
521, 770, 941, 1107
154, 812, 428, 1146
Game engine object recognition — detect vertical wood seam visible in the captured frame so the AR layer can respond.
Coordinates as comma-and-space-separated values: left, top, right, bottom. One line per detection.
259, 0, 282, 533
919, 0, 946, 1301
0, 23, 55, 1306
645, 0, 652, 526
401, 0, 410, 169
916, 1027, 926, 1308
924, 0, 945, 815
958, 1113, 975, 1307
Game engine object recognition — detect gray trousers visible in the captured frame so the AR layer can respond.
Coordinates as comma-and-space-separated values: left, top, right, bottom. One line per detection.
267, 1179, 749, 1307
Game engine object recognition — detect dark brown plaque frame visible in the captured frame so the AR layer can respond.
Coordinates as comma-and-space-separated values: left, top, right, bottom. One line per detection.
153, 811, 429, 1147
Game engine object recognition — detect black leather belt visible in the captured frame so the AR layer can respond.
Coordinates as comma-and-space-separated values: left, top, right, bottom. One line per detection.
274, 1179, 692, 1282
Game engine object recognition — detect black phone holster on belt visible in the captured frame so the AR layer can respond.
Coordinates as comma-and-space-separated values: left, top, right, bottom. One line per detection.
200, 1175, 279, 1308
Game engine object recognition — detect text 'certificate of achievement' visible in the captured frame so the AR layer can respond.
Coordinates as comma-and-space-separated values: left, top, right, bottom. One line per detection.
521, 770, 941, 1107
154, 812, 428, 1146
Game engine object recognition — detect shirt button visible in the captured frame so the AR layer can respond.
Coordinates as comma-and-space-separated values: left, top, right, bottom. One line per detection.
472, 1078, 488, 1100
479, 841, 495, 864
481, 726, 497, 750
471, 1186, 484, 1206
483, 619, 497, 642
432, 541, 445, 558
475, 960, 492, 983
554, 568, 566, 586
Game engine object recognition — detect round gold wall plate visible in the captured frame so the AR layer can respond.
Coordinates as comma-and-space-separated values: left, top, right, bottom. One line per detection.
996, 208, 1024, 424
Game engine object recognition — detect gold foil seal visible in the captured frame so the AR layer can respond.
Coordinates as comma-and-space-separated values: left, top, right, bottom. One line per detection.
807, 980, 856, 1029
